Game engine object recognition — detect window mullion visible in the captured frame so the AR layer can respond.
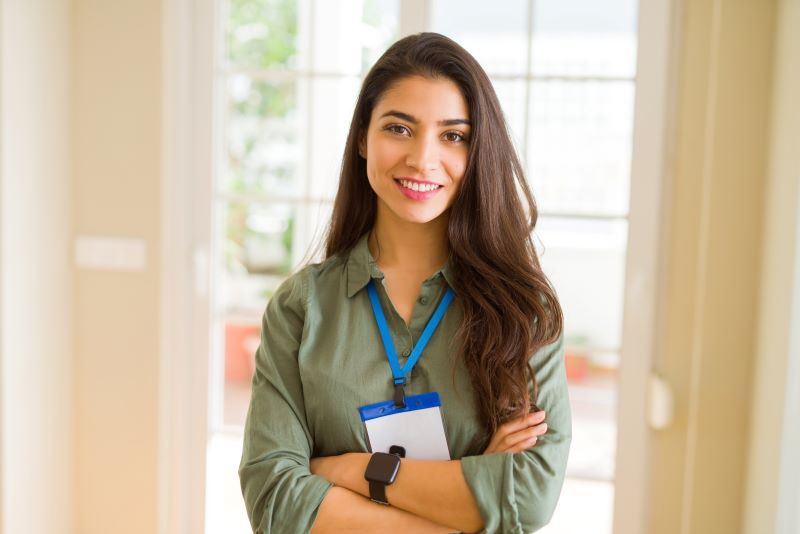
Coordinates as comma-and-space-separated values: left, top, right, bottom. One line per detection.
400, 0, 429, 35
523, 0, 534, 171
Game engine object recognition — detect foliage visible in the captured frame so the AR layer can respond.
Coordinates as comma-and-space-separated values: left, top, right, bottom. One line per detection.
226, 0, 298, 70
225, 0, 299, 278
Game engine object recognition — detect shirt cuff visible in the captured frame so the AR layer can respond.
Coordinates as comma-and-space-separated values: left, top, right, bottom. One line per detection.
460, 452, 525, 534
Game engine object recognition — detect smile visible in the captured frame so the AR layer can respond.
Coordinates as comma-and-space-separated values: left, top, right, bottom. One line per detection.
396, 178, 441, 192
393, 178, 444, 200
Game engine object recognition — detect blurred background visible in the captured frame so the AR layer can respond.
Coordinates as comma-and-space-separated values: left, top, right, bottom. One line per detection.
1, 0, 798, 534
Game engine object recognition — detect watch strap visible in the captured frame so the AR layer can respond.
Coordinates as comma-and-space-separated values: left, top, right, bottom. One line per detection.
368, 479, 389, 505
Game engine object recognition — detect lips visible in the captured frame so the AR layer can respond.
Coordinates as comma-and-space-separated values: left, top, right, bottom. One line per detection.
393, 178, 444, 200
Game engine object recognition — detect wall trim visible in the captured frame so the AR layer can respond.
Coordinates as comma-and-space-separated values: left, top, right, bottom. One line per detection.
777, 188, 800, 533
613, 0, 681, 532
160, 0, 215, 532
773, 2, 800, 528
743, 1, 800, 532
0, 0, 6, 528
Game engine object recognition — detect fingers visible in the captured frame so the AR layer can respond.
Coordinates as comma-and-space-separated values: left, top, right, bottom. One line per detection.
508, 435, 539, 453
483, 410, 546, 454
495, 411, 545, 443
502, 422, 548, 452
484, 413, 531, 453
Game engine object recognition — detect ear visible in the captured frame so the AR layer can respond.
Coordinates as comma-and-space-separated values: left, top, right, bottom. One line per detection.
358, 137, 366, 159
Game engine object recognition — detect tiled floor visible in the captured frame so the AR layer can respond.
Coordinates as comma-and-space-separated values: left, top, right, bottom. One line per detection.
208, 368, 617, 533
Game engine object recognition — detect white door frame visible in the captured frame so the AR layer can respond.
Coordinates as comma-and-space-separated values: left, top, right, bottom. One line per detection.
777, 208, 800, 533
0, 1, 5, 528
160, 0, 218, 532
613, 0, 680, 533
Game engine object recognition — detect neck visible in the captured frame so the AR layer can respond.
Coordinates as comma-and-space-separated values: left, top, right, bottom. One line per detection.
368, 201, 450, 271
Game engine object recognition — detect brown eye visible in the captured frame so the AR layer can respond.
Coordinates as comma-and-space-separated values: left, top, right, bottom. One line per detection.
444, 131, 466, 143
385, 124, 411, 136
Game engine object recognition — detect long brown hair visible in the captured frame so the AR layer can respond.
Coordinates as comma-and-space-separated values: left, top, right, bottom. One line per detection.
322, 32, 563, 434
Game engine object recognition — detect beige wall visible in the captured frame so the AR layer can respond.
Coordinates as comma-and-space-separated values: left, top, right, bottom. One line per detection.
71, 1, 162, 533
0, 1, 73, 533
648, 1, 776, 533
744, 0, 800, 532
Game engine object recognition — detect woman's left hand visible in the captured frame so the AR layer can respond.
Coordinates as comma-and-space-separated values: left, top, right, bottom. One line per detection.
483, 410, 548, 454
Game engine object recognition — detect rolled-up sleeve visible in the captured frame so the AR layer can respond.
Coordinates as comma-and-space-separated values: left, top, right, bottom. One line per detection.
460, 333, 572, 534
238, 271, 333, 534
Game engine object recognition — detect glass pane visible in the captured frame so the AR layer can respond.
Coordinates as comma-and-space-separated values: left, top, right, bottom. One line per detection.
216, 199, 333, 429
528, 80, 635, 217
308, 0, 362, 74
308, 77, 361, 200
535, 216, 623, 485
566, 371, 618, 481
222, 319, 260, 427
532, 0, 638, 78
223, 75, 305, 198
217, 200, 332, 316
361, 0, 401, 74
430, 0, 529, 76
291, 201, 334, 267
492, 80, 527, 156
535, 216, 628, 354
304, 0, 400, 75
218, 201, 298, 318
225, 0, 301, 69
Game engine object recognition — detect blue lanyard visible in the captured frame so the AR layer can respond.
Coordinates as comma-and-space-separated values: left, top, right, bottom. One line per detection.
366, 279, 455, 408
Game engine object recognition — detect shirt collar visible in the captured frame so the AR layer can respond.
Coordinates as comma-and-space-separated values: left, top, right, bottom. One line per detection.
345, 231, 455, 298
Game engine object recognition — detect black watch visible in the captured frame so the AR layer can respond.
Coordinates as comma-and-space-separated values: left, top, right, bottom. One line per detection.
364, 451, 402, 505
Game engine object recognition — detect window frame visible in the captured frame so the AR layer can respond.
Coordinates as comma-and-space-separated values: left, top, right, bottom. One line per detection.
159, 1, 678, 533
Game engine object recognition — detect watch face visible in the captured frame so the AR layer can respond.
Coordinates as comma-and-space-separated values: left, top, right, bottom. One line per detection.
365, 452, 401, 484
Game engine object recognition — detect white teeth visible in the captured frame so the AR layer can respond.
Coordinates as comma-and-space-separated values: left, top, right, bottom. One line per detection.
399, 179, 440, 192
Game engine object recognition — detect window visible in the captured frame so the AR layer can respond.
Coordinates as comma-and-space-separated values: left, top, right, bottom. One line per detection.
204, 1, 638, 532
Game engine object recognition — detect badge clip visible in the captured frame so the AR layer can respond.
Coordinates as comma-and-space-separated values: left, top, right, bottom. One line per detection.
393, 379, 406, 408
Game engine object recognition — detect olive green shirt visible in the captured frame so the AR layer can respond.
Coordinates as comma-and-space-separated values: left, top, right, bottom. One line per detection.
238, 231, 572, 534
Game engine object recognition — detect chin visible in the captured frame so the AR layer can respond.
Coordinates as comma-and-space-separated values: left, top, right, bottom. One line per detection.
408, 215, 446, 227
390, 204, 439, 222
380, 196, 449, 226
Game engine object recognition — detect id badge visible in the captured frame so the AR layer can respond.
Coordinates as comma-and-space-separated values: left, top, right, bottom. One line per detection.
359, 392, 451, 460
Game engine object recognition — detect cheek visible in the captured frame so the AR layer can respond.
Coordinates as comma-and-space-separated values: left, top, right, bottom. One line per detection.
365, 141, 400, 185
370, 139, 404, 171
444, 152, 468, 185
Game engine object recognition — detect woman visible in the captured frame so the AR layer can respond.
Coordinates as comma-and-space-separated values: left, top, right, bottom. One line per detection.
239, 32, 571, 534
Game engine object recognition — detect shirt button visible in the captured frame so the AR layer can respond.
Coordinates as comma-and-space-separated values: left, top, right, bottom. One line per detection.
402, 349, 410, 357
418, 297, 428, 305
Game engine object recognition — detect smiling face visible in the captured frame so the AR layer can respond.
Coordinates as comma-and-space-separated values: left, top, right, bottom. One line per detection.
359, 75, 471, 227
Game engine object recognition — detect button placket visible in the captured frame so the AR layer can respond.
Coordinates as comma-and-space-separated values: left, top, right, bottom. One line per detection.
417, 281, 433, 307
399, 346, 412, 383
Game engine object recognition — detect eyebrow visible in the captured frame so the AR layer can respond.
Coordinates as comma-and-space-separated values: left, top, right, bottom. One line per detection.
379, 110, 471, 127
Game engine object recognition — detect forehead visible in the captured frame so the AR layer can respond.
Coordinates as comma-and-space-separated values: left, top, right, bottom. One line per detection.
373, 76, 469, 120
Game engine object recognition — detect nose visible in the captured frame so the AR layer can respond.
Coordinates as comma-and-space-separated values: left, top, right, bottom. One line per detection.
406, 133, 439, 172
